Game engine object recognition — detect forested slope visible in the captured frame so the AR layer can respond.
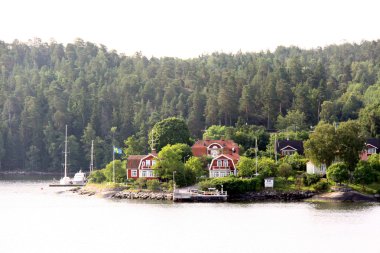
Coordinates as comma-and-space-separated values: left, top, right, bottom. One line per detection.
1, 38, 380, 171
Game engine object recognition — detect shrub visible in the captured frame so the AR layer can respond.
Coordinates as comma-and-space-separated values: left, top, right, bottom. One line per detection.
103, 160, 127, 183
135, 178, 147, 189
353, 161, 376, 186
199, 177, 261, 194
88, 170, 106, 183
277, 163, 293, 178
327, 162, 350, 185
313, 181, 329, 192
146, 179, 161, 192
303, 173, 321, 186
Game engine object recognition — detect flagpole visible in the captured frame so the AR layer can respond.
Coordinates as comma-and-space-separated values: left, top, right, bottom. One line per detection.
113, 146, 115, 183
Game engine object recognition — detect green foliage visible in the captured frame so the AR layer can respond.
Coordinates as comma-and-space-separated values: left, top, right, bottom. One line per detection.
146, 179, 161, 191
134, 178, 147, 189
1, 39, 380, 172
353, 161, 376, 186
257, 157, 277, 177
367, 154, 380, 172
123, 135, 146, 157
276, 110, 307, 131
281, 153, 307, 171
336, 120, 365, 170
154, 143, 195, 187
103, 160, 127, 183
198, 177, 261, 194
327, 162, 350, 185
88, 170, 107, 183
313, 181, 329, 192
151, 117, 191, 151
277, 163, 293, 178
303, 173, 321, 186
185, 156, 207, 179
304, 122, 337, 167
237, 156, 256, 177
203, 125, 228, 140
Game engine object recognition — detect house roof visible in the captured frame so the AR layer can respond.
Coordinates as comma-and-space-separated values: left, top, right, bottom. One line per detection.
366, 138, 380, 149
126, 155, 145, 169
192, 139, 239, 157
276, 140, 304, 155
212, 153, 240, 163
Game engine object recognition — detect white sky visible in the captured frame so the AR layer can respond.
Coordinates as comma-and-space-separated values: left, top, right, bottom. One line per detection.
1, 0, 380, 59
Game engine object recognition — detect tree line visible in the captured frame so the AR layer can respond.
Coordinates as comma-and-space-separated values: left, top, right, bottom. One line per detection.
1, 38, 380, 172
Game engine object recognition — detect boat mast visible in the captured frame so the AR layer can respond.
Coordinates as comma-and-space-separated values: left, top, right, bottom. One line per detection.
90, 140, 94, 173
64, 125, 68, 178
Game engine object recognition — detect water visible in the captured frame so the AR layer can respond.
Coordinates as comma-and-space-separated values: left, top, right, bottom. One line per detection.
0, 178, 379, 253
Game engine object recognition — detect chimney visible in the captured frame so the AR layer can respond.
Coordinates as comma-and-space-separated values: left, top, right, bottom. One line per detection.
151, 148, 157, 155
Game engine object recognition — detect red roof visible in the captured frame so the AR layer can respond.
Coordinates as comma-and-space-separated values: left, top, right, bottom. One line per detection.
126, 155, 145, 169
191, 139, 239, 157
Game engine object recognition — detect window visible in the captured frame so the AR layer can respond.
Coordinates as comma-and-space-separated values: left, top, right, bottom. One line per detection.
214, 172, 219, 177
142, 171, 147, 177
223, 160, 228, 167
147, 170, 153, 177
132, 170, 137, 177
217, 160, 223, 167
146, 160, 151, 167
368, 148, 377, 154
220, 172, 226, 177
152, 160, 156, 166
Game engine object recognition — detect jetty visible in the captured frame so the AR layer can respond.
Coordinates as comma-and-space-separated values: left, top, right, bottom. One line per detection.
173, 188, 228, 202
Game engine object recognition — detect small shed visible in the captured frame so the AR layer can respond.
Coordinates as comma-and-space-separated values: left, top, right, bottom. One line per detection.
264, 177, 274, 188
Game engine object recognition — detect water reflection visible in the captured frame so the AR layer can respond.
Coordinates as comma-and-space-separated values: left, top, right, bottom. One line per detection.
311, 201, 378, 211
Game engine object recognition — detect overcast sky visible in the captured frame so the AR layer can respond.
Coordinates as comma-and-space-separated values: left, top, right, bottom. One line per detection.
1, 0, 380, 58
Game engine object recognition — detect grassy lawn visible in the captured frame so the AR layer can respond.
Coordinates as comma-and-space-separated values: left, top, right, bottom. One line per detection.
348, 182, 380, 195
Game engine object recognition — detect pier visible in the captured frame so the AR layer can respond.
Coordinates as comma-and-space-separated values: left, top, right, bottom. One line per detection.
173, 188, 228, 202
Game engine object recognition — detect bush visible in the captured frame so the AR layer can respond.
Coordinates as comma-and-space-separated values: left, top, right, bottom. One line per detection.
103, 160, 127, 183
353, 161, 376, 186
303, 173, 321, 186
146, 179, 161, 191
199, 177, 261, 194
313, 181, 329, 192
88, 170, 106, 183
327, 162, 350, 185
277, 163, 293, 177
134, 178, 147, 189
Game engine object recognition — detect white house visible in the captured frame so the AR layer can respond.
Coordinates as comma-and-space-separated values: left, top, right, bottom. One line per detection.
306, 161, 326, 175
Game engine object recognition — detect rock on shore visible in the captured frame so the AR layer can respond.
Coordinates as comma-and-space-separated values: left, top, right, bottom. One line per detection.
70, 186, 173, 200
311, 191, 377, 202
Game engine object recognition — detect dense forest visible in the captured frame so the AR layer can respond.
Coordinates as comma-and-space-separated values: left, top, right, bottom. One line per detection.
1, 38, 380, 172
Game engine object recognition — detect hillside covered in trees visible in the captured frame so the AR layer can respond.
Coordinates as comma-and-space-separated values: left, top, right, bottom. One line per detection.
1, 38, 380, 172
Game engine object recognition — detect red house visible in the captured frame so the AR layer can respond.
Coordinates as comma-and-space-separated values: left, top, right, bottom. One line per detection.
360, 138, 380, 161
208, 153, 239, 178
192, 140, 240, 178
126, 153, 158, 179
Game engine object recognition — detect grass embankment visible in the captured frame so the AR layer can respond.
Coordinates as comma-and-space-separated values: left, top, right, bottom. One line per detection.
348, 182, 380, 195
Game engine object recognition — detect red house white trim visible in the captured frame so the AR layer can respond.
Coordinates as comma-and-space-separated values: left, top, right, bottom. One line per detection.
127, 153, 158, 179
208, 154, 238, 178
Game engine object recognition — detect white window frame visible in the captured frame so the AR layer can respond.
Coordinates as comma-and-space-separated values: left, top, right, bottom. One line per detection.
217, 160, 222, 167
368, 148, 377, 154
132, 170, 137, 177
223, 160, 228, 167
146, 160, 151, 167
141, 171, 147, 177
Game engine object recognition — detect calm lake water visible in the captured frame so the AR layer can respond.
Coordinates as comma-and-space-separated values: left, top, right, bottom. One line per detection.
1, 177, 380, 253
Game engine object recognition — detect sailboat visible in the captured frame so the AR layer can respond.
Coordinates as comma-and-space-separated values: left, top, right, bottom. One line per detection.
50, 125, 86, 187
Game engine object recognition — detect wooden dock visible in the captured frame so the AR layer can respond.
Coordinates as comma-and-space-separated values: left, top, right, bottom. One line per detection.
173, 190, 228, 202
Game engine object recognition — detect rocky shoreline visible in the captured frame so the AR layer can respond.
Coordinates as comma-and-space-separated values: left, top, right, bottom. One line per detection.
70, 185, 380, 203
229, 190, 316, 202
70, 186, 173, 200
